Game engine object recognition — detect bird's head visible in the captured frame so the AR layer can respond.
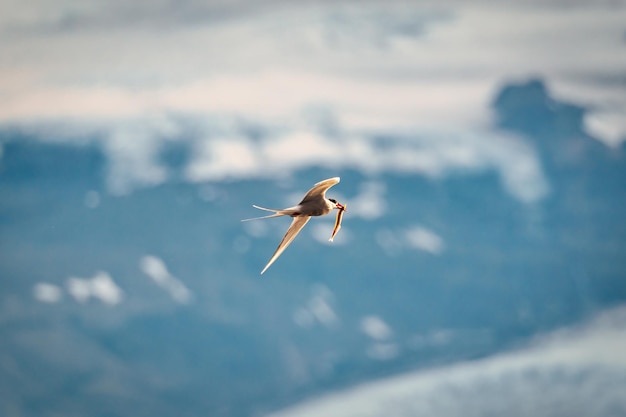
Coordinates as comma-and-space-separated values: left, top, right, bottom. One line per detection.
328, 198, 345, 211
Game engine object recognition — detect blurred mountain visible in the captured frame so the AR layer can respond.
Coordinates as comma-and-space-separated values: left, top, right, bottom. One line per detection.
1, 79, 625, 417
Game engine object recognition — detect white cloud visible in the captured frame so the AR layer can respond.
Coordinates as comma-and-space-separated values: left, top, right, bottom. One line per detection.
66, 277, 91, 303
376, 225, 446, 255
375, 228, 404, 257
90, 272, 124, 305
293, 285, 339, 328
309, 296, 338, 327
410, 329, 457, 349
103, 130, 170, 195
1, 2, 623, 146
184, 129, 548, 203
33, 282, 62, 303
9, 116, 547, 202
66, 271, 124, 305
293, 308, 316, 328
346, 182, 386, 220
2, 0, 623, 198
366, 343, 399, 361
186, 137, 260, 182
361, 316, 393, 341
584, 110, 626, 148
140, 255, 192, 304
405, 226, 445, 255
268, 305, 626, 417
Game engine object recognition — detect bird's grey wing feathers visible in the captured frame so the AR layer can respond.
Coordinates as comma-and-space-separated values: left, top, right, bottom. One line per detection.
299, 177, 340, 204
261, 216, 311, 274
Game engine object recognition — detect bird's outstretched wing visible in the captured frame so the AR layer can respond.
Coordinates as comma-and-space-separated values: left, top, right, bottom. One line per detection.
299, 177, 340, 204
261, 216, 311, 274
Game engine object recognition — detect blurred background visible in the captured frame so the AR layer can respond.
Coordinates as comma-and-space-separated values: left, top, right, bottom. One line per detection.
1, 1, 626, 416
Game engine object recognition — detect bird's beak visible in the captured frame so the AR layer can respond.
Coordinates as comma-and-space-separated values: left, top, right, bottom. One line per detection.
336, 202, 346, 211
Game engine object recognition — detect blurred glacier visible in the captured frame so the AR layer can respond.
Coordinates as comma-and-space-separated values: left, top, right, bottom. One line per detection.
269, 306, 626, 417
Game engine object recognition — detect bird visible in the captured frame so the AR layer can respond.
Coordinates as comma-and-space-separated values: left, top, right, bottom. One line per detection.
242, 177, 345, 274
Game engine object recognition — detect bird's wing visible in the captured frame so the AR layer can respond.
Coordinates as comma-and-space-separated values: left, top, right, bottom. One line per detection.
299, 177, 340, 204
261, 216, 311, 274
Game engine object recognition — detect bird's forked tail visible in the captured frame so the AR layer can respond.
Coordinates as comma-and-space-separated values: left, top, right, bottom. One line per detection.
241, 205, 294, 222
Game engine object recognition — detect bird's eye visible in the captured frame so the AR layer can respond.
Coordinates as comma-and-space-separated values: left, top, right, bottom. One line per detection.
329, 198, 337, 203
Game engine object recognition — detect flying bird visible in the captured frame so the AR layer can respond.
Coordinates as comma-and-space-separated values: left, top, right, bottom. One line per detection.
242, 177, 345, 274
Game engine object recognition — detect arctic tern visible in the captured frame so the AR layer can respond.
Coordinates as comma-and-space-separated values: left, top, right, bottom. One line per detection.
242, 177, 345, 274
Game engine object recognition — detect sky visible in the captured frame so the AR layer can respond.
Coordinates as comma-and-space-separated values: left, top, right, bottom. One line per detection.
2, 2, 626, 415
33, 255, 192, 305
1, 0, 624, 201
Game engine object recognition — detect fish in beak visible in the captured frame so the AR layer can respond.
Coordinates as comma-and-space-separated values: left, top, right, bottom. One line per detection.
329, 202, 346, 242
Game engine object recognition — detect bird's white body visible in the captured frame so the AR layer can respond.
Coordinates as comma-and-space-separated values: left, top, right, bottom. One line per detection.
242, 177, 344, 274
